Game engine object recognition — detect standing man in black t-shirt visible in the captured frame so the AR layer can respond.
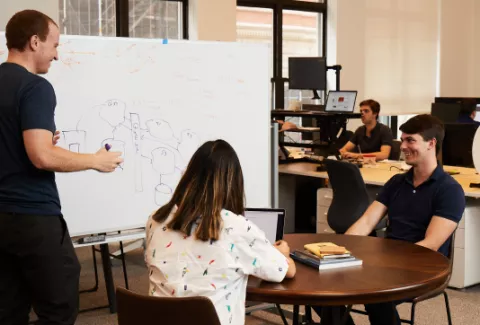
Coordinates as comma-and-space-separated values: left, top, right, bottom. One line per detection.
339, 99, 393, 161
0, 10, 123, 325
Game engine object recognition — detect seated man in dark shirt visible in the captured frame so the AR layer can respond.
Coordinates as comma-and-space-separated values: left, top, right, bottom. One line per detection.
340, 114, 465, 325
339, 99, 393, 161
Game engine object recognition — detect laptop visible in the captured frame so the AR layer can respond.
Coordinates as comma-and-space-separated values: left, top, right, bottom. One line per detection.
244, 208, 285, 243
324, 90, 357, 113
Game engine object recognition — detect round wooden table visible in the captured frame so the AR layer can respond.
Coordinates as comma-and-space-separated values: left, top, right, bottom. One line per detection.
247, 233, 450, 307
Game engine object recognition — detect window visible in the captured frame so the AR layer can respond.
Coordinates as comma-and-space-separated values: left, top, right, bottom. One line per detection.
59, 0, 186, 39
59, 0, 116, 36
237, 0, 327, 109
282, 9, 322, 107
129, 0, 184, 39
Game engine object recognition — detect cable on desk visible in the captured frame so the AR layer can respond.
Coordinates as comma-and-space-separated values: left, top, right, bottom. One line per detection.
389, 166, 402, 171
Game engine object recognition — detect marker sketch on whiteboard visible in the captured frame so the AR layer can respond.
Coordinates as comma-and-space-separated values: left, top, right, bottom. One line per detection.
61, 98, 201, 206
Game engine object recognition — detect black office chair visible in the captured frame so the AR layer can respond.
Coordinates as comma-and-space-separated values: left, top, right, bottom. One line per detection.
324, 159, 385, 234
389, 140, 401, 160
293, 159, 388, 324
350, 232, 456, 325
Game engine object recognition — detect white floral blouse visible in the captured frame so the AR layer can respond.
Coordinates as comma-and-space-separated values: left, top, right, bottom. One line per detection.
145, 207, 289, 325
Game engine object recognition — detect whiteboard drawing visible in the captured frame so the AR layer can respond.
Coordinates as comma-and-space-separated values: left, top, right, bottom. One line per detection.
61, 98, 201, 206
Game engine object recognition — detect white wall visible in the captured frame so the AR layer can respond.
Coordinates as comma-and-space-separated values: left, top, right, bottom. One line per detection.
438, 0, 480, 97
0, 0, 59, 31
328, 0, 439, 117
189, 0, 236, 41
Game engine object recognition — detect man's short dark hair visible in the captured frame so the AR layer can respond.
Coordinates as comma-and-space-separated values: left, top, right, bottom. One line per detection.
399, 114, 445, 154
459, 98, 477, 117
359, 99, 380, 120
5, 10, 57, 51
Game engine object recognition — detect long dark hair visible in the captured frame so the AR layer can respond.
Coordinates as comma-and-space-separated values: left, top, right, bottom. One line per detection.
152, 139, 245, 241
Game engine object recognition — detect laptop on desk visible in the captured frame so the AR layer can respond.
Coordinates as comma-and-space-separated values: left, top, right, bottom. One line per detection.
245, 208, 285, 242
315, 90, 358, 115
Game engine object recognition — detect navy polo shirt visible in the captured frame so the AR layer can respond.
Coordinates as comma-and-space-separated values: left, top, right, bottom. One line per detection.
377, 164, 465, 257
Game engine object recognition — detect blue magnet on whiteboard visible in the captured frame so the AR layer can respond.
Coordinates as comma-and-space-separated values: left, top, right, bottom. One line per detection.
162, 39, 168, 44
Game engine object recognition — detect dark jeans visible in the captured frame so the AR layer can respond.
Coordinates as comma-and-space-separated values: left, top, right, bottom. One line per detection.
312, 302, 401, 325
0, 213, 81, 325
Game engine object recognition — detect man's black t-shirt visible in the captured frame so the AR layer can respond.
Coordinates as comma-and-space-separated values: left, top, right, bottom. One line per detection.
0, 62, 61, 216
350, 122, 393, 154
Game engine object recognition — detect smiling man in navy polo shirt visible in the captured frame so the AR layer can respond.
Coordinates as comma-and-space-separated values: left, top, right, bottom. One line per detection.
342, 114, 465, 325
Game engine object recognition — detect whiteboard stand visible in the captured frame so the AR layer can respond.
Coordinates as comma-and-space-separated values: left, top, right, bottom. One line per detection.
73, 230, 146, 313
271, 122, 279, 208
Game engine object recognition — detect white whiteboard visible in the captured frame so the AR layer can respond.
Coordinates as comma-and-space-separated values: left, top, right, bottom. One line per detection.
0, 34, 271, 236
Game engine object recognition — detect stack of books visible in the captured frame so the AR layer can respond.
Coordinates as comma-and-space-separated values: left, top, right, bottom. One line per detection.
290, 242, 362, 270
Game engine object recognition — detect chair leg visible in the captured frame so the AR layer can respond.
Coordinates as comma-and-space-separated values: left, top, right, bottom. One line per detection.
341, 305, 352, 325
443, 292, 453, 325
293, 305, 300, 325
305, 305, 313, 323
410, 302, 416, 325
275, 304, 289, 325
119, 241, 129, 289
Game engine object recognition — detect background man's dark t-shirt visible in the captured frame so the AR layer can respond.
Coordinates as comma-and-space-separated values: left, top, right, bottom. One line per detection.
0, 62, 61, 216
350, 123, 393, 153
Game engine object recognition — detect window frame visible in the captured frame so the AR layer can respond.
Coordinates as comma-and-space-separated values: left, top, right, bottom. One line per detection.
237, 0, 327, 109
115, 0, 189, 39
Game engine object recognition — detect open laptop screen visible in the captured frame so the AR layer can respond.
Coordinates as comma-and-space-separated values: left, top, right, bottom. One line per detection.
244, 208, 285, 243
325, 90, 357, 112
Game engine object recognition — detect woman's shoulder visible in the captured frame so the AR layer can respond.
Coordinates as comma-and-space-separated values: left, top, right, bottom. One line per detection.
221, 209, 247, 225
146, 207, 175, 231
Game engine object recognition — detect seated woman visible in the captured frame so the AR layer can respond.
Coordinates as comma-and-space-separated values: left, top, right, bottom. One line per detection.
145, 139, 296, 325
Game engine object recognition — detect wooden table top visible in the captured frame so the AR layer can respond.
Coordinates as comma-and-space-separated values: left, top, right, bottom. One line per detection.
247, 234, 450, 306
279, 161, 480, 198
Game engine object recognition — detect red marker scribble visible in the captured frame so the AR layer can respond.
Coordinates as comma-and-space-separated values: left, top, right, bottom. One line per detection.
209, 260, 215, 265
197, 255, 202, 259
166, 241, 172, 248
211, 283, 216, 290
171, 289, 175, 295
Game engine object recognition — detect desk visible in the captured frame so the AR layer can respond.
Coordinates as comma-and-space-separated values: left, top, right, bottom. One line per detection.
278, 162, 480, 289
279, 161, 480, 196
247, 234, 449, 324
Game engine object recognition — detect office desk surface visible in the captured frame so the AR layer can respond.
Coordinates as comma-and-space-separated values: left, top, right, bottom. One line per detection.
279, 161, 480, 198
247, 233, 449, 306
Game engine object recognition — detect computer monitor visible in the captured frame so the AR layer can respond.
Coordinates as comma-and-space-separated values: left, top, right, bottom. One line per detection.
325, 91, 357, 112
442, 123, 479, 168
244, 208, 285, 243
288, 57, 327, 94
431, 103, 462, 123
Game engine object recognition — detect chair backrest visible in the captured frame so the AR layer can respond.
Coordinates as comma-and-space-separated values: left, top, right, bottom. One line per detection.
116, 287, 221, 325
325, 159, 370, 233
389, 139, 401, 160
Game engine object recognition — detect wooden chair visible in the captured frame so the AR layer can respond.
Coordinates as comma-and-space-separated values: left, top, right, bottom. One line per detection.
116, 287, 221, 325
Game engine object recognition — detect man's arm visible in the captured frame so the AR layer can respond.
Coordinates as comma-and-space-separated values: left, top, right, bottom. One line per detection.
363, 145, 392, 161
339, 141, 355, 155
416, 216, 458, 252
24, 129, 123, 173
345, 201, 388, 236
